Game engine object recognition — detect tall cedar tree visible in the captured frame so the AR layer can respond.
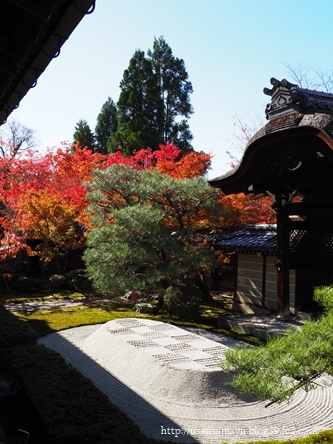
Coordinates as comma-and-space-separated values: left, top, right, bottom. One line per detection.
109, 50, 159, 156
109, 37, 193, 155
73, 119, 95, 150
148, 36, 193, 153
94, 97, 118, 154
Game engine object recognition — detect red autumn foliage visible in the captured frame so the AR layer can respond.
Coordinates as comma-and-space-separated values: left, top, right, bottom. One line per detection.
0, 140, 275, 266
0, 143, 107, 263
0, 143, 212, 262
218, 193, 275, 227
106, 143, 211, 178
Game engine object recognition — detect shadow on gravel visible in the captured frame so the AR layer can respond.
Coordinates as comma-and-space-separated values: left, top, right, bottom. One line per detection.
40, 332, 201, 444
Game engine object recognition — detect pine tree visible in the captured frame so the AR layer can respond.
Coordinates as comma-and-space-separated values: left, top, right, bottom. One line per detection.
84, 165, 219, 293
73, 119, 95, 150
94, 97, 117, 154
223, 286, 333, 404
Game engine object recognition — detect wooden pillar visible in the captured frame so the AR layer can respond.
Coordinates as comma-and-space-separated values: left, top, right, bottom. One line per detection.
275, 194, 290, 318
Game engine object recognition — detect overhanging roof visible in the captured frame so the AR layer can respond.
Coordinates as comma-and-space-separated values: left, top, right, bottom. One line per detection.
0, 0, 95, 126
209, 115, 333, 196
209, 224, 277, 254
209, 79, 333, 201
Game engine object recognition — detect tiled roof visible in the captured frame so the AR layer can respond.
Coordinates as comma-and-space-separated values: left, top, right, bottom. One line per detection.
264, 77, 333, 120
209, 224, 277, 254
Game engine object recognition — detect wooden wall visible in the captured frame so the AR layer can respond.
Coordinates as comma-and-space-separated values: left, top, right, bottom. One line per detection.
234, 253, 295, 313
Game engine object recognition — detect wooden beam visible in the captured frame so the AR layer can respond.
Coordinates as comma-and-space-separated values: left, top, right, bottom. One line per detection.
286, 200, 333, 215
284, 174, 333, 190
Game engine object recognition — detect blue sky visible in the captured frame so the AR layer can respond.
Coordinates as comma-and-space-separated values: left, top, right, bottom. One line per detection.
10, 0, 333, 178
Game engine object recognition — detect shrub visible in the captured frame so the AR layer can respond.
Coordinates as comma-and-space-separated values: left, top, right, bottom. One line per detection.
15, 276, 44, 293
66, 269, 92, 291
163, 284, 203, 321
48, 274, 66, 289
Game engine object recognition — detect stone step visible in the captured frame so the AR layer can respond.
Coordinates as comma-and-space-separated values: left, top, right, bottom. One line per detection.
217, 314, 303, 340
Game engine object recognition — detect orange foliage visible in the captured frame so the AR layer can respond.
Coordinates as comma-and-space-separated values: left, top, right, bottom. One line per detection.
0, 143, 211, 262
0, 144, 107, 262
106, 143, 211, 178
0, 139, 274, 264
218, 192, 275, 227
156, 150, 211, 178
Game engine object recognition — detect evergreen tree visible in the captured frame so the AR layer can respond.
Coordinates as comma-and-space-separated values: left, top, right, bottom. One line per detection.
109, 37, 194, 156
94, 97, 117, 154
109, 50, 160, 156
223, 286, 333, 404
73, 119, 95, 150
148, 36, 194, 153
84, 165, 219, 293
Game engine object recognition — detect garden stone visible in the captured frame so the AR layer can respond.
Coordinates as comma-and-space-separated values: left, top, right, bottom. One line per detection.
133, 303, 158, 314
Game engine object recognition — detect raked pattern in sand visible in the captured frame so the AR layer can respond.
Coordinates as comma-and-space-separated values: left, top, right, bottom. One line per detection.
39, 319, 333, 443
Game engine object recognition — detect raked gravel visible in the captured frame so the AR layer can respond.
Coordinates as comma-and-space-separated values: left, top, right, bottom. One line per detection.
39, 319, 333, 443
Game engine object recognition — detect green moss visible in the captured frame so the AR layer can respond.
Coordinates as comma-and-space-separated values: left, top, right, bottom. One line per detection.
222, 429, 333, 444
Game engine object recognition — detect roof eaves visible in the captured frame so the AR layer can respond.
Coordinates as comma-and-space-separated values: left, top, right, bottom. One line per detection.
0, 0, 95, 125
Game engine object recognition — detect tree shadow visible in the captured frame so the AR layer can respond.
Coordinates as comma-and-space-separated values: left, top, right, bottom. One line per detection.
39, 331, 201, 443
23, 318, 55, 337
